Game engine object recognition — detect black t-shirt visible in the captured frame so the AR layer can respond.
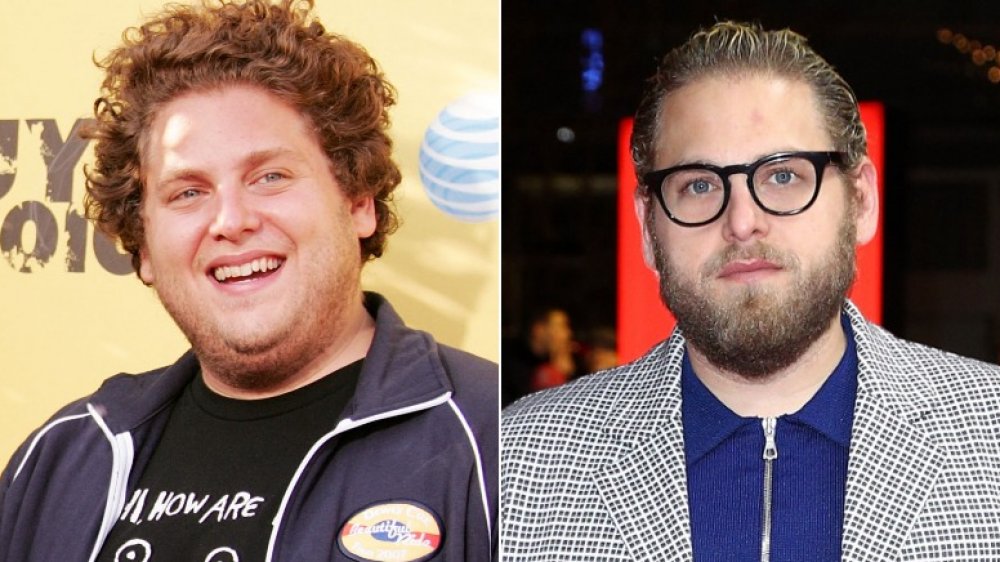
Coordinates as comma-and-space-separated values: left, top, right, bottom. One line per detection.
96, 360, 361, 562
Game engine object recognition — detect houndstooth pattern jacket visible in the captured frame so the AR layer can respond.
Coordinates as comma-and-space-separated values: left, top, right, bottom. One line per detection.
501, 302, 1000, 561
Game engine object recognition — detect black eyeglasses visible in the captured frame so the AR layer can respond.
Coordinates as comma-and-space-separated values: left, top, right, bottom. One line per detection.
643, 151, 847, 227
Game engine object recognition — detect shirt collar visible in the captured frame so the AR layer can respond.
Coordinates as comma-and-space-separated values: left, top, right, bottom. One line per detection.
681, 352, 746, 466
788, 314, 857, 447
681, 314, 858, 466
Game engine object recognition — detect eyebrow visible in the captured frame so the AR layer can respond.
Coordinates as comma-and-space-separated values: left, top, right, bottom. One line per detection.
668, 148, 803, 168
153, 147, 307, 187
243, 148, 307, 169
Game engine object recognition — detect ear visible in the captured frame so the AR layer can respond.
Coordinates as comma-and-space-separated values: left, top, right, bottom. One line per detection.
350, 196, 377, 238
850, 156, 880, 246
633, 191, 659, 273
138, 248, 155, 285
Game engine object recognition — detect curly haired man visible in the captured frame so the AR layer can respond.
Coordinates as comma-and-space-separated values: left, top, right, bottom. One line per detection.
0, 2, 496, 560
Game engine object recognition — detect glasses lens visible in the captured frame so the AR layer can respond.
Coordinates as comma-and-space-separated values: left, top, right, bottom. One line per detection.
660, 169, 725, 224
752, 156, 819, 213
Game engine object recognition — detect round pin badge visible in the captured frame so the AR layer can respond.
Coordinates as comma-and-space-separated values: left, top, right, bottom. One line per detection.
337, 500, 444, 562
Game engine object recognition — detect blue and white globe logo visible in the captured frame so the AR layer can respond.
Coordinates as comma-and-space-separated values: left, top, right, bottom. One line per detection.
418, 93, 499, 222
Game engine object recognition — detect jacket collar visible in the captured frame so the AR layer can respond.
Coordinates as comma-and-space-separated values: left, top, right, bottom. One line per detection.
345, 292, 453, 422
90, 352, 199, 434
90, 292, 452, 433
592, 301, 945, 561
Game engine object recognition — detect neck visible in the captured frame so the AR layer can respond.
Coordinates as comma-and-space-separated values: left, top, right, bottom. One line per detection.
687, 314, 846, 417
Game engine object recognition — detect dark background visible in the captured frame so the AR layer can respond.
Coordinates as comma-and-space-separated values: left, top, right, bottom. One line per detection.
502, 0, 1000, 363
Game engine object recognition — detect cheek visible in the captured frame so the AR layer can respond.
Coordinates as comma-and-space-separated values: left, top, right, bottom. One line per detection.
142, 214, 205, 270
283, 202, 351, 254
661, 228, 714, 275
677, 250, 709, 281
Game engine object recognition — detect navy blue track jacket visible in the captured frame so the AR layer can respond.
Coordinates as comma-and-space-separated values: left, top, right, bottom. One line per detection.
0, 294, 497, 561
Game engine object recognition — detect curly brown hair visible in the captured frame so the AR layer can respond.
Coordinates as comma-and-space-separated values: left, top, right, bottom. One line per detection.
83, 0, 401, 276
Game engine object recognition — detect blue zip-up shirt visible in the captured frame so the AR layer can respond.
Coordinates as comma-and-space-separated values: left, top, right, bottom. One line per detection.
682, 317, 857, 561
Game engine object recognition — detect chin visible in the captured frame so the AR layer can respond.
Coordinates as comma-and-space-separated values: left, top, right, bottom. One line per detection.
197, 337, 309, 389
224, 333, 286, 356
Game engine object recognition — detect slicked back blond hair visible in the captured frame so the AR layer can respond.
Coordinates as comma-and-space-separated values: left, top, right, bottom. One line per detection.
631, 21, 866, 196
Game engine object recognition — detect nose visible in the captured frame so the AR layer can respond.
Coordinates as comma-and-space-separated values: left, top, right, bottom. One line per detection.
208, 185, 261, 242
722, 175, 769, 243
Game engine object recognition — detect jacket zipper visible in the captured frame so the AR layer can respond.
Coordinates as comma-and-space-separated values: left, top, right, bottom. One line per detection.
86, 404, 135, 562
265, 391, 453, 561
760, 416, 778, 562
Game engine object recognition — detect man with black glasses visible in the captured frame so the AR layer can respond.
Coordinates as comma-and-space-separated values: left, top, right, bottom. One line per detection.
501, 21, 1000, 561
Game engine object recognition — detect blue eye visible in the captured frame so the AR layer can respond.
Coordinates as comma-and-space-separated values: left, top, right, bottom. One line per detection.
170, 188, 202, 202
689, 179, 712, 194
260, 172, 285, 183
773, 170, 795, 184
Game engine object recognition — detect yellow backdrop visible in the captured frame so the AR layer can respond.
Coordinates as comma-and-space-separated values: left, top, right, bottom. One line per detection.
0, 1, 498, 464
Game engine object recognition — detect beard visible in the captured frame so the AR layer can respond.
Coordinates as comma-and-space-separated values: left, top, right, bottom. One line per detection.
652, 211, 857, 380
184, 263, 358, 392
150, 224, 364, 395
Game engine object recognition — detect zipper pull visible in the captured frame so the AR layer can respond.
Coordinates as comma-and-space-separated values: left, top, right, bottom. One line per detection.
762, 417, 778, 460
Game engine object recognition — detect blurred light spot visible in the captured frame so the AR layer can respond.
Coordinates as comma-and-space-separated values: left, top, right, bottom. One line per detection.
956, 34, 970, 53
581, 28, 605, 92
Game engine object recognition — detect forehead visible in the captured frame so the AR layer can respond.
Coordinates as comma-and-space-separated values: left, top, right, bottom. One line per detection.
653, 73, 831, 167
141, 84, 318, 174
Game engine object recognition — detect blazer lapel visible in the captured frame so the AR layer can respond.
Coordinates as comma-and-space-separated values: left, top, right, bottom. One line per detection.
592, 334, 693, 561
594, 418, 693, 561
841, 386, 943, 561
841, 305, 945, 562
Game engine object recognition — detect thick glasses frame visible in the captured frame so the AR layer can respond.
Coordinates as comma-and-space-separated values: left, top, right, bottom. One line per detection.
643, 151, 847, 227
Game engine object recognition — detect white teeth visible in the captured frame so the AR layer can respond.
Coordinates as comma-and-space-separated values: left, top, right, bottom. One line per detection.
212, 257, 283, 282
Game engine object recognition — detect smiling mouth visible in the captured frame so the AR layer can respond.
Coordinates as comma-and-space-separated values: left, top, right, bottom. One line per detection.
212, 257, 284, 283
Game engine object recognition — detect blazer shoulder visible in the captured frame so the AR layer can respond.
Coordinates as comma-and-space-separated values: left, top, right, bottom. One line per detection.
503, 335, 680, 419
861, 322, 1000, 425
501, 347, 672, 448
503, 366, 621, 419
499, 367, 628, 480
866, 323, 1000, 388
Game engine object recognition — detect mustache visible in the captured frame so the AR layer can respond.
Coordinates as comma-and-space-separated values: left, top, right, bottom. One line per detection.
701, 243, 800, 278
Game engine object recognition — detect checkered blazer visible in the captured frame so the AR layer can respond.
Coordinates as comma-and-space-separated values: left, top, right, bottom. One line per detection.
501, 302, 1000, 561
